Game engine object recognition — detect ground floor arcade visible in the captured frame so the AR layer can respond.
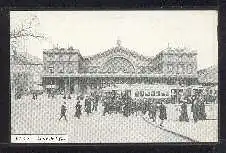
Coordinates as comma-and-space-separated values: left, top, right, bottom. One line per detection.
42, 74, 198, 95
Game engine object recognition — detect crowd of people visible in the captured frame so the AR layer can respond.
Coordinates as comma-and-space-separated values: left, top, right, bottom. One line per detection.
179, 93, 207, 123
58, 90, 208, 128
59, 94, 100, 121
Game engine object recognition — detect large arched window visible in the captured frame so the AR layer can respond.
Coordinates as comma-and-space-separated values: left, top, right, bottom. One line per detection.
167, 64, 173, 73
101, 57, 135, 73
48, 65, 54, 73
187, 64, 193, 74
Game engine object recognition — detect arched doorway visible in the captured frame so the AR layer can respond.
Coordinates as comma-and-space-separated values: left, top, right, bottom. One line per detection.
101, 57, 135, 73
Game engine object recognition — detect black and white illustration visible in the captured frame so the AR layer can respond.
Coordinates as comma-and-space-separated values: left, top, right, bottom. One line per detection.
10, 11, 218, 143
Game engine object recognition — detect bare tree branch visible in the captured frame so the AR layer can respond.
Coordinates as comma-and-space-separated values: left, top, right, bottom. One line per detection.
10, 14, 48, 56
10, 14, 47, 40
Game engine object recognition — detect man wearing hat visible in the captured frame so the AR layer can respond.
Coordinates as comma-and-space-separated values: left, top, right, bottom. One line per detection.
59, 102, 67, 121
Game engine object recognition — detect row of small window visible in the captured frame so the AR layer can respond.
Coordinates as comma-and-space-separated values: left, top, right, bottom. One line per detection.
167, 64, 194, 74
166, 55, 196, 62
45, 54, 78, 61
48, 66, 75, 73
134, 91, 170, 97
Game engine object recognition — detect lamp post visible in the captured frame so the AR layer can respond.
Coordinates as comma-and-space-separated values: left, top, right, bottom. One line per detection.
68, 76, 71, 99
63, 78, 66, 99
176, 71, 180, 104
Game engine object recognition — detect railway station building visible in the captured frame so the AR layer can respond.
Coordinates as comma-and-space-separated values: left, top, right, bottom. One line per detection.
42, 40, 198, 95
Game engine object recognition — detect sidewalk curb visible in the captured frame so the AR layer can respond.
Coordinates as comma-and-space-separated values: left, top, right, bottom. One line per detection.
142, 116, 198, 142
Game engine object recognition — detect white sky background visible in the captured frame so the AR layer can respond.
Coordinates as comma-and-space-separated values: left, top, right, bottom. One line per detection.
10, 11, 218, 70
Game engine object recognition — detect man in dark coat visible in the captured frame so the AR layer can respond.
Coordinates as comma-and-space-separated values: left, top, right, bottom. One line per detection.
191, 95, 199, 123
198, 96, 207, 120
75, 100, 82, 119
59, 102, 67, 121
140, 99, 146, 115
63, 93, 66, 99
179, 102, 189, 122
51, 90, 54, 98
48, 89, 51, 98
85, 96, 92, 115
32, 92, 36, 100
123, 102, 129, 117
123, 97, 131, 117
92, 95, 99, 112
124, 96, 133, 117
159, 102, 167, 127
149, 101, 158, 122
103, 97, 110, 116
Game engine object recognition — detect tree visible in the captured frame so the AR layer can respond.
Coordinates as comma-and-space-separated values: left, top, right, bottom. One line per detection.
10, 13, 46, 55
10, 13, 47, 99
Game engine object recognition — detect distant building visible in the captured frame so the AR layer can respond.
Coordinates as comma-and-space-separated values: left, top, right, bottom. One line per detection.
198, 65, 218, 86
42, 41, 198, 95
10, 52, 43, 96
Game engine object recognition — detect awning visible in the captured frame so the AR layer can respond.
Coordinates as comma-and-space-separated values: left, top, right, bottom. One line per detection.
42, 73, 198, 78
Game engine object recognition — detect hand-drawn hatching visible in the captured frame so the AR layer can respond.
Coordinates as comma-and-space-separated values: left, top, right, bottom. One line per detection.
10, 11, 218, 143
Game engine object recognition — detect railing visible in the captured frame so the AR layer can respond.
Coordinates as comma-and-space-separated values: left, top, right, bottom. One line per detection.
42, 73, 198, 78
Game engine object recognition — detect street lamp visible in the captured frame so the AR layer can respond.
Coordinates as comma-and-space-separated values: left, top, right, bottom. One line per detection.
68, 76, 71, 99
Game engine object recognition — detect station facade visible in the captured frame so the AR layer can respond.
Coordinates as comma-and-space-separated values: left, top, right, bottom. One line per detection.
42, 41, 198, 95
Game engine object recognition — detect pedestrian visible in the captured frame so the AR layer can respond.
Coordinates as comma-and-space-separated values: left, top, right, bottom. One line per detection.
159, 101, 167, 127
179, 102, 189, 122
123, 101, 129, 117
68, 94, 71, 99
75, 100, 82, 119
92, 95, 99, 112
35, 93, 38, 100
191, 95, 199, 123
149, 100, 158, 122
85, 96, 91, 115
63, 93, 66, 99
141, 99, 146, 115
48, 89, 51, 98
116, 96, 122, 114
59, 102, 67, 121
131, 100, 136, 115
32, 92, 36, 100
103, 98, 109, 116
51, 90, 54, 98
198, 96, 207, 120
122, 95, 132, 117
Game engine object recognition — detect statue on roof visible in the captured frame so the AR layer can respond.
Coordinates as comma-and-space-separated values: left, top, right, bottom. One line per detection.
117, 38, 121, 47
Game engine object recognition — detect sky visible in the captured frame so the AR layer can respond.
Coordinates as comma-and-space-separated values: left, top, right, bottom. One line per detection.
10, 10, 218, 70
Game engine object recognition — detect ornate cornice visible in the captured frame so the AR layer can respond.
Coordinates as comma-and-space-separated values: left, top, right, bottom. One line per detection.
83, 46, 152, 66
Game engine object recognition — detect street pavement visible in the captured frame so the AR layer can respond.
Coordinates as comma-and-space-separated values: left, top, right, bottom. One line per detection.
11, 94, 217, 143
